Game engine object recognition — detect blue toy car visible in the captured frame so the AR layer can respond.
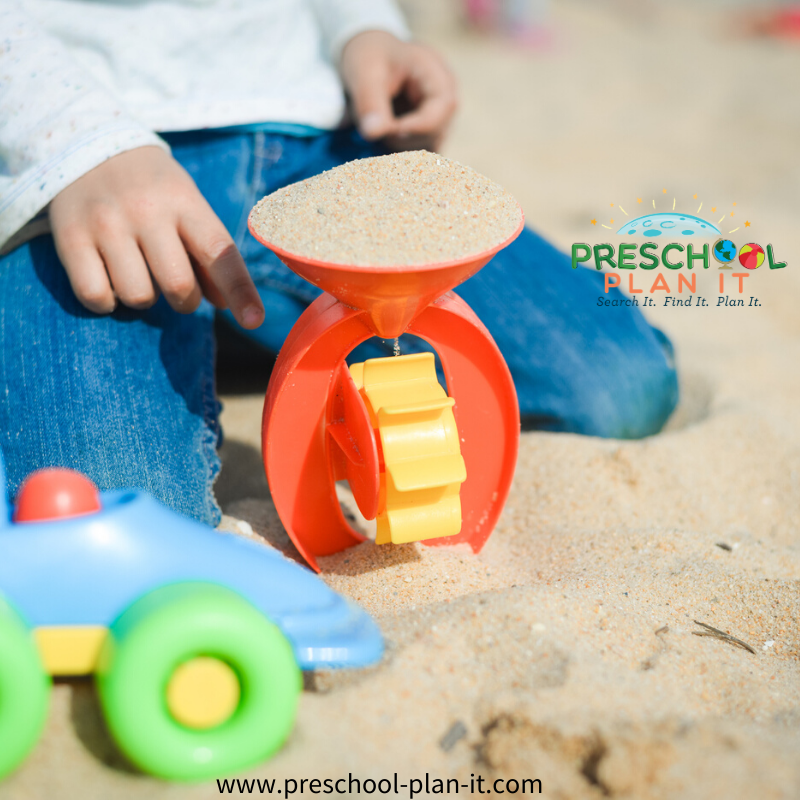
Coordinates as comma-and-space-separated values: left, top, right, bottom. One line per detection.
0, 455, 383, 781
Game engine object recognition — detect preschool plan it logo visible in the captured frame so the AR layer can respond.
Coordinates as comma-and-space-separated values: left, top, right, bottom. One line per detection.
571, 189, 787, 301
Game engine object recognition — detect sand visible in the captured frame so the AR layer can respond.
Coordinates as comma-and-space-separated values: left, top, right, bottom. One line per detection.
248, 151, 522, 266
4, 2, 799, 798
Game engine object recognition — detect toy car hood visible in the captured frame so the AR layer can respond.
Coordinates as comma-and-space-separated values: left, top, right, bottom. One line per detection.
0, 488, 382, 670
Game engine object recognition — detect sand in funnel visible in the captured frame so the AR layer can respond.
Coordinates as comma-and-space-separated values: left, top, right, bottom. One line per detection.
248, 151, 522, 267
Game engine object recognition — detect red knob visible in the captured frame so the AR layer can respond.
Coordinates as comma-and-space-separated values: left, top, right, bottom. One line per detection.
14, 468, 102, 522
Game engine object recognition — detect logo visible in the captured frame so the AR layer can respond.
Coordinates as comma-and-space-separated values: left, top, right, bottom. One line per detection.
571, 190, 786, 307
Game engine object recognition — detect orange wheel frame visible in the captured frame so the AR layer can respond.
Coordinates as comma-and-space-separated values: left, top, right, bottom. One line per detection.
262, 291, 519, 572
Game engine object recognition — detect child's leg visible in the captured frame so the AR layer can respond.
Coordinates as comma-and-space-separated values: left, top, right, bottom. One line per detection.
0, 237, 221, 525
454, 227, 679, 438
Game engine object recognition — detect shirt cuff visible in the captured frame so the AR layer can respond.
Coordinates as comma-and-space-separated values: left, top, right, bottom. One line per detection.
312, 0, 412, 65
0, 127, 169, 252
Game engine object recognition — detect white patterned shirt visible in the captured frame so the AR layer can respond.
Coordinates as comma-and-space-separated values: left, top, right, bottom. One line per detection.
0, 0, 410, 250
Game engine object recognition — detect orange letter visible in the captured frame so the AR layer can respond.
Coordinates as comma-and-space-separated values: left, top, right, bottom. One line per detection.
732, 273, 749, 293
719, 273, 724, 293
678, 273, 696, 293
628, 274, 642, 294
650, 273, 671, 293
605, 274, 621, 293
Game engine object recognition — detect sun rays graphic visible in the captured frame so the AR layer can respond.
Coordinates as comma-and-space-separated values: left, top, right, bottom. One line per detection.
591, 193, 751, 237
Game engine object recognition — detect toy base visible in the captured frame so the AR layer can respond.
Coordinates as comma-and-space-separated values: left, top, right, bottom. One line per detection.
262, 292, 520, 572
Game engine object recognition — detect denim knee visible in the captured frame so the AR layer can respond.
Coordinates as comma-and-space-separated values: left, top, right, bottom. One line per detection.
558, 326, 679, 439
0, 237, 222, 527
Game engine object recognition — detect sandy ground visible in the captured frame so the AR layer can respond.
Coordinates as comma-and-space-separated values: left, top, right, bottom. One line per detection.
4, 1, 799, 798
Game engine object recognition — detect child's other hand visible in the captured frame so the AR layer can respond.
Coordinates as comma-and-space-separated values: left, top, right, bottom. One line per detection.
340, 30, 458, 151
49, 146, 265, 328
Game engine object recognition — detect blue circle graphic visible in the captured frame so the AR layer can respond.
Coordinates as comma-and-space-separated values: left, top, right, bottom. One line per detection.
617, 213, 720, 237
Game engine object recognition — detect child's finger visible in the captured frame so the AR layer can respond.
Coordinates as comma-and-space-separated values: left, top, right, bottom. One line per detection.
99, 236, 159, 310
348, 61, 399, 140
57, 239, 116, 315
395, 58, 457, 137
140, 231, 203, 314
187, 251, 228, 310
179, 210, 264, 329
395, 94, 455, 137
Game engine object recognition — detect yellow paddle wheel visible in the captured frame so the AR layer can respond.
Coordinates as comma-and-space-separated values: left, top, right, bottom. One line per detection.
348, 353, 467, 544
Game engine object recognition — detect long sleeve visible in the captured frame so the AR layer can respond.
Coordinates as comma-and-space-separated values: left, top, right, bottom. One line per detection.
0, 2, 169, 250
308, 0, 411, 65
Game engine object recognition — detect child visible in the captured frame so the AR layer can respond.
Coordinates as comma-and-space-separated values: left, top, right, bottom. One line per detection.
0, 0, 677, 526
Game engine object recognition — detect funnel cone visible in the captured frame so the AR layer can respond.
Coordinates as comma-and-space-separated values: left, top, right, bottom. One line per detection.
248, 217, 524, 338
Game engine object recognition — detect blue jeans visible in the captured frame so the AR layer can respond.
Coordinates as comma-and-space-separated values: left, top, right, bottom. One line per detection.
0, 129, 678, 526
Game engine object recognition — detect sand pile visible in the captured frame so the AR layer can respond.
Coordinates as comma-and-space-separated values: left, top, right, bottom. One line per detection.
248, 151, 522, 266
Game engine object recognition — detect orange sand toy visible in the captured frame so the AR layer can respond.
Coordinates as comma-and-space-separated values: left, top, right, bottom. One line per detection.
249, 215, 524, 572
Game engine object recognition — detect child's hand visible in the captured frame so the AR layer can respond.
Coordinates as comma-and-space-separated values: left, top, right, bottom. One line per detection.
340, 30, 458, 151
49, 146, 265, 328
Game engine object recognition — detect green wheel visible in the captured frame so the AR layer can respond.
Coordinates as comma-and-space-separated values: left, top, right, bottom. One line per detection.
0, 598, 51, 779
96, 583, 301, 782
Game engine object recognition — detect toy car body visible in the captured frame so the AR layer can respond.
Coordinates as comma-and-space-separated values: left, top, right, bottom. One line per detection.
0, 460, 383, 781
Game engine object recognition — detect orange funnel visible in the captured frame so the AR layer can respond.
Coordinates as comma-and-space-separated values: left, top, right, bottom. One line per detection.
248, 218, 524, 338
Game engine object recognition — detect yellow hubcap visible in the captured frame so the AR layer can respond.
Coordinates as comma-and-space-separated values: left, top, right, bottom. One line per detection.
166, 656, 241, 730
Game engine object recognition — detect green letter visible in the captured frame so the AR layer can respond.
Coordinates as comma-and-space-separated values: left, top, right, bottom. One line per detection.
593, 244, 617, 270
638, 242, 660, 270
662, 243, 685, 269
618, 243, 637, 269
571, 243, 592, 269
686, 243, 709, 269
767, 244, 786, 269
